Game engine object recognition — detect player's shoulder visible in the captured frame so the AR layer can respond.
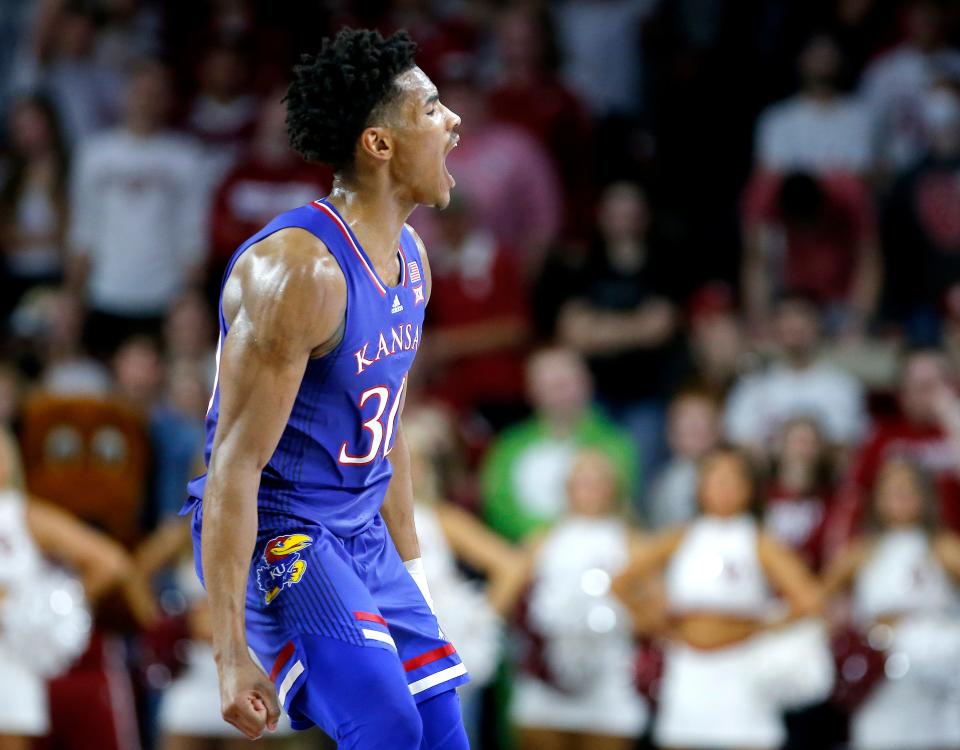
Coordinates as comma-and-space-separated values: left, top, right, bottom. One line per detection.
228, 227, 346, 330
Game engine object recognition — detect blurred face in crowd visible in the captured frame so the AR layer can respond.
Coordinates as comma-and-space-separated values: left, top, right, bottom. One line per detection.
900, 351, 952, 424
597, 182, 649, 245
164, 292, 213, 360
113, 337, 164, 405
435, 194, 473, 248
9, 99, 54, 156
526, 348, 591, 425
566, 449, 619, 517
253, 92, 293, 163
774, 299, 821, 363
55, 11, 96, 59
667, 393, 719, 461
907, 1, 945, 50
699, 451, 753, 517
875, 460, 926, 528
496, 8, 545, 75
799, 35, 842, 92
200, 46, 250, 100
166, 360, 210, 419
779, 418, 824, 470
0, 367, 18, 427
124, 62, 173, 132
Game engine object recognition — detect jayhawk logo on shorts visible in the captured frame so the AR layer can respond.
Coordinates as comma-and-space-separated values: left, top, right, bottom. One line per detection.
256, 533, 313, 604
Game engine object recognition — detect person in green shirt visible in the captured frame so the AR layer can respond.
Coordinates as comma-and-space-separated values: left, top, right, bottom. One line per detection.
481, 347, 639, 542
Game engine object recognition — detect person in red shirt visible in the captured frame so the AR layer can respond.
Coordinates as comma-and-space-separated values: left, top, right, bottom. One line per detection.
205, 90, 330, 300
764, 416, 836, 571
419, 193, 531, 431
741, 170, 882, 337
826, 348, 960, 556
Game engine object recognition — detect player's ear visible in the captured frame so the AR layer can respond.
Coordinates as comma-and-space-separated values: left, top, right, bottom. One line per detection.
358, 126, 393, 163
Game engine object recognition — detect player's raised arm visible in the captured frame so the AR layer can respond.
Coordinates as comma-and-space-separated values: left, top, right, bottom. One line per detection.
202, 228, 344, 740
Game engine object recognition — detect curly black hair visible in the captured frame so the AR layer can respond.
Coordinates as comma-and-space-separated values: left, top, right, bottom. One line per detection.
285, 28, 418, 173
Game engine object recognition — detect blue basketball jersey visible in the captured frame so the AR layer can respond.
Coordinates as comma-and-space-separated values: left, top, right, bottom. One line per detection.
185, 198, 428, 537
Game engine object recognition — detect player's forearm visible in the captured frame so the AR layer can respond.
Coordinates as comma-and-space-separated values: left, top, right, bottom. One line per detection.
381, 427, 420, 562
202, 465, 260, 663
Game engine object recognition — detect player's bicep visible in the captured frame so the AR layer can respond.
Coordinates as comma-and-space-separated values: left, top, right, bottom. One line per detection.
209, 311, 311, 474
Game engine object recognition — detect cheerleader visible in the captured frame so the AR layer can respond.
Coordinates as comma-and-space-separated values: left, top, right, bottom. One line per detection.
403, 409, 528, 744
614, 446, 832, 750
512, 448, 648, 750
824, 458, 960, 750
0, 428, 149, 750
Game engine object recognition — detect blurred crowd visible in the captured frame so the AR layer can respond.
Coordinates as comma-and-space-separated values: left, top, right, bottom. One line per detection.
2, 0, 960, 749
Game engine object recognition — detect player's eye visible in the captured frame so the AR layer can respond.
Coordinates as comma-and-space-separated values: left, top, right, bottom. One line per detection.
427, 108, 436, 116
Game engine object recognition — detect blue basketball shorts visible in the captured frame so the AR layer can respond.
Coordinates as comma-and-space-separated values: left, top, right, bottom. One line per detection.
188, 501, 470, 731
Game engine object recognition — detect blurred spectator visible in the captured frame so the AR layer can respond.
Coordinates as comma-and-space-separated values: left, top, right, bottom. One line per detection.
556, 182, 684, 479
741, 170, 881, 335
410, 60, 562, 275
724, 293, 867, 456
513, 449, 647, 750
21, 2, 125, 145
207, 91, 330, 301
552, 0, 657, 120
0, 95, 70, 324
112, 335, 163, 410
162, 290, 217, 389
764, 417, 837, 571
0, 361, 21, 428
824, 458, 960, 750
755, 33, 872, 174
0, 425, 156, 750
488, 6, 594, 239
683, 282, 747, 401
68, 60, 207, 358
186, 42, 259, 184
481, 347, 637, 543
614, 447, 832, 750
882, 84, 960, 343
150, 359, 207, 522
421, 193, 530, 430
647, 390, 721, 529
19, 288, 111, 396
829, 349, 960, 550
860, 0, 960, 173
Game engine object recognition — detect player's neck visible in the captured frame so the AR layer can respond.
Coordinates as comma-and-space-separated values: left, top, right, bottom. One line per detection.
327, 176, 413, 266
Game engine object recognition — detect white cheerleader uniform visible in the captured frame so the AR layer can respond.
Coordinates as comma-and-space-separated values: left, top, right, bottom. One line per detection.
511, 516, 648, 738
413, 505, 502, 692
851, 528, 960, 750
655, 514, 833, 749
0, 489, 52, 736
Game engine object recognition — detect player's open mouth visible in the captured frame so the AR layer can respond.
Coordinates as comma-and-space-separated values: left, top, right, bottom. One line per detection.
443, 134, 459, 187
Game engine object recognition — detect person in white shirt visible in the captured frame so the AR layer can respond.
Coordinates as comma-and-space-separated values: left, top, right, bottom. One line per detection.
724, 293, 866, 456
755, 33, 872, 175
859, 0, 960, 173
68, 60, 208, 357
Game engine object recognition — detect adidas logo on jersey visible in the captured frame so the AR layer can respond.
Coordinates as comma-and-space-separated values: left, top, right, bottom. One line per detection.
391, 294, 404, 314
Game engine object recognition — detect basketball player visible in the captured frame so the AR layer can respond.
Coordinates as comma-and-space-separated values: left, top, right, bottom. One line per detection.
181, 29, 469, 749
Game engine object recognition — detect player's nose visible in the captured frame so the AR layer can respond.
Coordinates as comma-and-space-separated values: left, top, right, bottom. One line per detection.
446, 106, 461, 132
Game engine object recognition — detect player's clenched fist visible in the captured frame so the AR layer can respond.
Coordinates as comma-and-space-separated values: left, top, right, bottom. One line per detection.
218, 656, 281, 740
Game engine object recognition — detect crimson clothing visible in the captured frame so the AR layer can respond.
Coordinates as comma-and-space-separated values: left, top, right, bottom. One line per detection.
883, 155, 960, 320
829, 419, 960, 552
425, 233, 529, 414
208, 159, 331, 265
742, 171, 876, 304
763, 481, 832, 571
